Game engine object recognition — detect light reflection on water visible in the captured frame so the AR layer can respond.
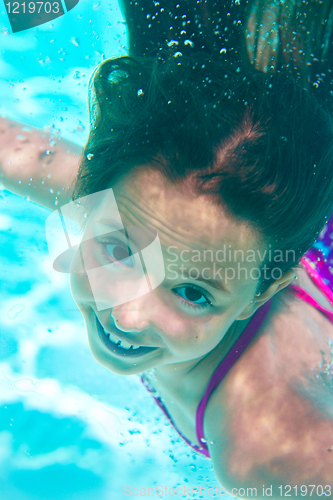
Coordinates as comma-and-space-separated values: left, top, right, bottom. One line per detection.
0, 0, 221, 497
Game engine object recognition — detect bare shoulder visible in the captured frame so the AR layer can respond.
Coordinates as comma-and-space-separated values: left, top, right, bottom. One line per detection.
204, 277, 333, 496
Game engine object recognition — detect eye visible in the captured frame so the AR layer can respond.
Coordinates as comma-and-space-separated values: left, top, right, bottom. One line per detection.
104, 240, 135, 267
173, 285, 212, 310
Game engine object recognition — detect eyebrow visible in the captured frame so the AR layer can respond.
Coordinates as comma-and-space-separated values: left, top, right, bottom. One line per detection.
181, 269, 232, 294
95, 218, 124, 230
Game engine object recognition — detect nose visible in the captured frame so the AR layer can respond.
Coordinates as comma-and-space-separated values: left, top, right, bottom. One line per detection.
110, 293, 154, 332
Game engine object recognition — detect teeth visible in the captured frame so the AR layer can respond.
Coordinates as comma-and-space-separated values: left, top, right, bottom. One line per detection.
108, 331, 122, 344
106, 330, 141, 350
114, 337, 133, 350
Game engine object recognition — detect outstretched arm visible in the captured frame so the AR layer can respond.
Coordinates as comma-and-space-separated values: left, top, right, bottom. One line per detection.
0, 117, 83, 211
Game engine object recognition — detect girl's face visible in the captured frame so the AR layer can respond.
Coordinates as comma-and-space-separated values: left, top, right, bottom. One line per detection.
69, 167, 264, 377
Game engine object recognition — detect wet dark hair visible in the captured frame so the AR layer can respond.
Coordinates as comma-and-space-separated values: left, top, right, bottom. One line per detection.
72, 54, 333, 294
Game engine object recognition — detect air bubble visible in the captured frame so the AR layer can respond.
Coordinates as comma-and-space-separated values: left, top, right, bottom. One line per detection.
70, 37, 80, 47
167, 40, 179, 47
7, 304, 25, 319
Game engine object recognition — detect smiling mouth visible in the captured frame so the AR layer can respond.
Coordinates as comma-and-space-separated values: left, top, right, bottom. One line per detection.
94, 314, 159, 358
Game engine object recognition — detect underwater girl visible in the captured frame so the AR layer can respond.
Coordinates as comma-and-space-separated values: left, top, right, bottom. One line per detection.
2, 1, 333, 497
68, 53, 333, 494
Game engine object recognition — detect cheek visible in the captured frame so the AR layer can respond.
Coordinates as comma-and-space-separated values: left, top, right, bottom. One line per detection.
171, 312, 236, 357
69, 250, 93, 303
69, 272, 91, 303
157, 306, 223, 353
146, 290, 230, 350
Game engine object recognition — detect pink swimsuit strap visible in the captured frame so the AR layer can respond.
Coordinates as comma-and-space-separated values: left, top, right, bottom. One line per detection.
301, 257, 333, 306
195, 297, 273, 455
140, 374, 207, 456
289, 283, 333, 322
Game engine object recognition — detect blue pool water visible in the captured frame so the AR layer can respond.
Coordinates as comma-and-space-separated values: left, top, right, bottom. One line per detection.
0, 1, 227, 498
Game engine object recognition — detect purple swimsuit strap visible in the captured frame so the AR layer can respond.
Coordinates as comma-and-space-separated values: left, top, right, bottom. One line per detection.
196, 298, 273, 452
289, 283, 333, 322
140, 374, 209, 456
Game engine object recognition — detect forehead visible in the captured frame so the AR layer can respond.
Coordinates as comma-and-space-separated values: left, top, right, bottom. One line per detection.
108, 167, 260, 252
